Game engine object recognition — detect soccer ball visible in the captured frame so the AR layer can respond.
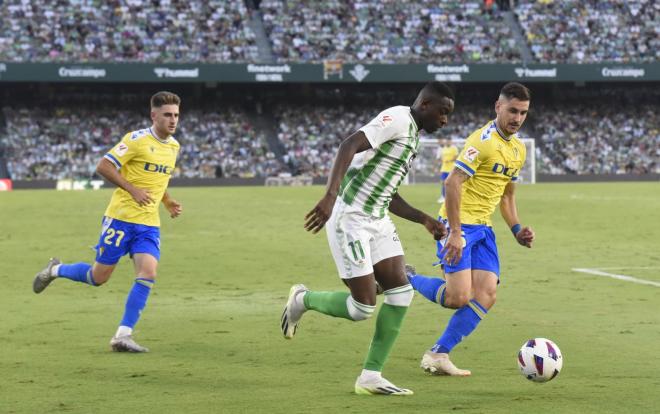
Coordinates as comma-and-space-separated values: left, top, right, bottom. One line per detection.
517, 338, 563, 383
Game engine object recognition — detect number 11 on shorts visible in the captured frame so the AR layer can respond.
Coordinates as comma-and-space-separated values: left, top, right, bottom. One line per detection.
348, 240, 365, 261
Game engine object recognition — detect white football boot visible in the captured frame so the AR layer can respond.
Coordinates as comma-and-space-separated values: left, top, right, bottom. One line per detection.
281, 284, 308, 339
421, 350, 471, 376
32, 257, 61, 293
354, 375, 413, 396
110, 335, 149, 353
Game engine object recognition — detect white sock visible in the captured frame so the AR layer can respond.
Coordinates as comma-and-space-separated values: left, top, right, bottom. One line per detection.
51, 264, 61, 277
115, 326, 133, 338
296, 291, 307, 310
359, 369, 382, 381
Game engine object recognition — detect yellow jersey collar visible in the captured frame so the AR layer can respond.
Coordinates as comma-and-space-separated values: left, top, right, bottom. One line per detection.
493, 120, 515, 142
149, 127, 171, 144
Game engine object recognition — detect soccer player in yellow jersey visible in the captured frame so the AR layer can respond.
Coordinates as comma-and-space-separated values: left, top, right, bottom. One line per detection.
437, 138, 459, 203
407, 83, 535, 375
32, 91, 183, 353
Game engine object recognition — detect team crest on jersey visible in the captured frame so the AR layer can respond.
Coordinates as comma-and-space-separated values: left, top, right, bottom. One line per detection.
513, 147, 520, 159
130, 128, 150, 140
382, 115, 393, 123
115, 143, 128, 157
150, 146, 155, 153
464, 146, 479, 163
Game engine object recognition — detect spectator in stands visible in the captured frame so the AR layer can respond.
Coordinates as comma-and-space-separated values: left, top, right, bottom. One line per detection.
0, 1, 259, 62
516, 0, 659, 63
261, 0, 520, 63
1, 106, 284, 180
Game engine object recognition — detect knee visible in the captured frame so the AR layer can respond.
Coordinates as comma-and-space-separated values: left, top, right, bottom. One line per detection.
383, 285, 414, 307
444, 292, 470, 309
347, 296, 376, 321
351, 292, 376, 307
475, 290, 496, 310
91, 269, 112, 286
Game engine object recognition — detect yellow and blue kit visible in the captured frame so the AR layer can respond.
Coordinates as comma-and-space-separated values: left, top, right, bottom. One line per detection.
437, 120, 526, 276
97, 128, 179, 264
440, 144, 459, 176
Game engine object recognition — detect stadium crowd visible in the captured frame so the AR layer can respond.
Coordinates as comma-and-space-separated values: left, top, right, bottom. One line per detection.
2, 102, 657, 180
1, 0, 657, 64
0, 0, 259, 62
0, 106, 282, 180
275, 105, 370, 176
516, 0, 659, 63
533, 105, 659, 175
261, 0, 520, 63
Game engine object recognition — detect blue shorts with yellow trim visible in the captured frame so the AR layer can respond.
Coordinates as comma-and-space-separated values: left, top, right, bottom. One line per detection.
435, 217, 500, 277
440, 171, 450, 181
95, 216, 160, 265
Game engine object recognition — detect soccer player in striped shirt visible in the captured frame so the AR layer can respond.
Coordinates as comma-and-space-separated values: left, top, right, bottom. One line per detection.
32, 91, 183, 353
281, 82, 454, 395
407, 82, 535, 376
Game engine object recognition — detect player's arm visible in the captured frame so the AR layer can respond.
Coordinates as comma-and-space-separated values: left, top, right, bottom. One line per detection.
388, 193, 447, 240
162, 191, 183, 218
304, 131, 372, 233
500, 182, 534, 248
96, 158, 154, 206
441, 167, 470, 265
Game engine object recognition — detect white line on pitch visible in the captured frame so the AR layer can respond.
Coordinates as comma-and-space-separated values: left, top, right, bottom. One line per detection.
572, 268, 660, 288
596, 266, 660, 270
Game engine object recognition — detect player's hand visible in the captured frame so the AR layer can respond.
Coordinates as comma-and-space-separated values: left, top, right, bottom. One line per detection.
515, 226, 535, 248
422, 216, 447, 240
164, 198, 183, 218
305, 193, 336, 234
440, 231, 463, 266
130, 188, 155, 206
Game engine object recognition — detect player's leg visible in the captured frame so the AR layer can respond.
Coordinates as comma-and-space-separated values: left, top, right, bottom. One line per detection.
417, 225, 483, 376
281, 208, 377, 339
438, 172, 449, 203
110, 253, 156, 353
422, 230, 499, 376
432, 228, 499, 364
419, 268, 474, 376
409, 221, 471, 307
469, 227, 499, 312
354, 254, 414, 396
110, 225, 160, 353
281, 268, 377, 338
424, 269, 496, 374
33, 217, 125, 293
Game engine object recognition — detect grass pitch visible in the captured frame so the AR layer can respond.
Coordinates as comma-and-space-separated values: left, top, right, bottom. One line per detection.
1, 182, 659, 414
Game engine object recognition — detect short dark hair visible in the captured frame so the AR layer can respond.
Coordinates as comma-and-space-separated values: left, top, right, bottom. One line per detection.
500, 82, 530, 101
421, 81, 455, 101
151, 91, 181, 108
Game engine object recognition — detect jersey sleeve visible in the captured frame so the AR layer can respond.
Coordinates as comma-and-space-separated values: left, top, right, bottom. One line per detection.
455, 134, 488, 177
104, 133, 138, 169
359, 107, 407, 149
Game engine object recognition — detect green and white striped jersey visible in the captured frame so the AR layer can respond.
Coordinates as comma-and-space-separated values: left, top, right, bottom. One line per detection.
339, 106, 420, 218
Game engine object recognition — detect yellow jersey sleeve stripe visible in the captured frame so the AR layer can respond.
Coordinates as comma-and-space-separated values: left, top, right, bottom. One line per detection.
104, 153, 122, 168
455, 160, 475, 176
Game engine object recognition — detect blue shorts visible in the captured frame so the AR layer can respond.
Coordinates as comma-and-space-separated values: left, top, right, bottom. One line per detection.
95, 216, 161, 265
435, 217, 500, 277
440, 172, 450, 182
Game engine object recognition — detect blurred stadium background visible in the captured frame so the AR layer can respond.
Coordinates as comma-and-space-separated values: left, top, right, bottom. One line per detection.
0, 0, 657, 189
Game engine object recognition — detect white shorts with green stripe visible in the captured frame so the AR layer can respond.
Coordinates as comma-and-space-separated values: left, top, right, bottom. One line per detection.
326, 199, 404, 279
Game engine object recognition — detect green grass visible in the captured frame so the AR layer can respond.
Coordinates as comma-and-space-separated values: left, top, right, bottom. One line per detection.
1, 183, 659, 414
